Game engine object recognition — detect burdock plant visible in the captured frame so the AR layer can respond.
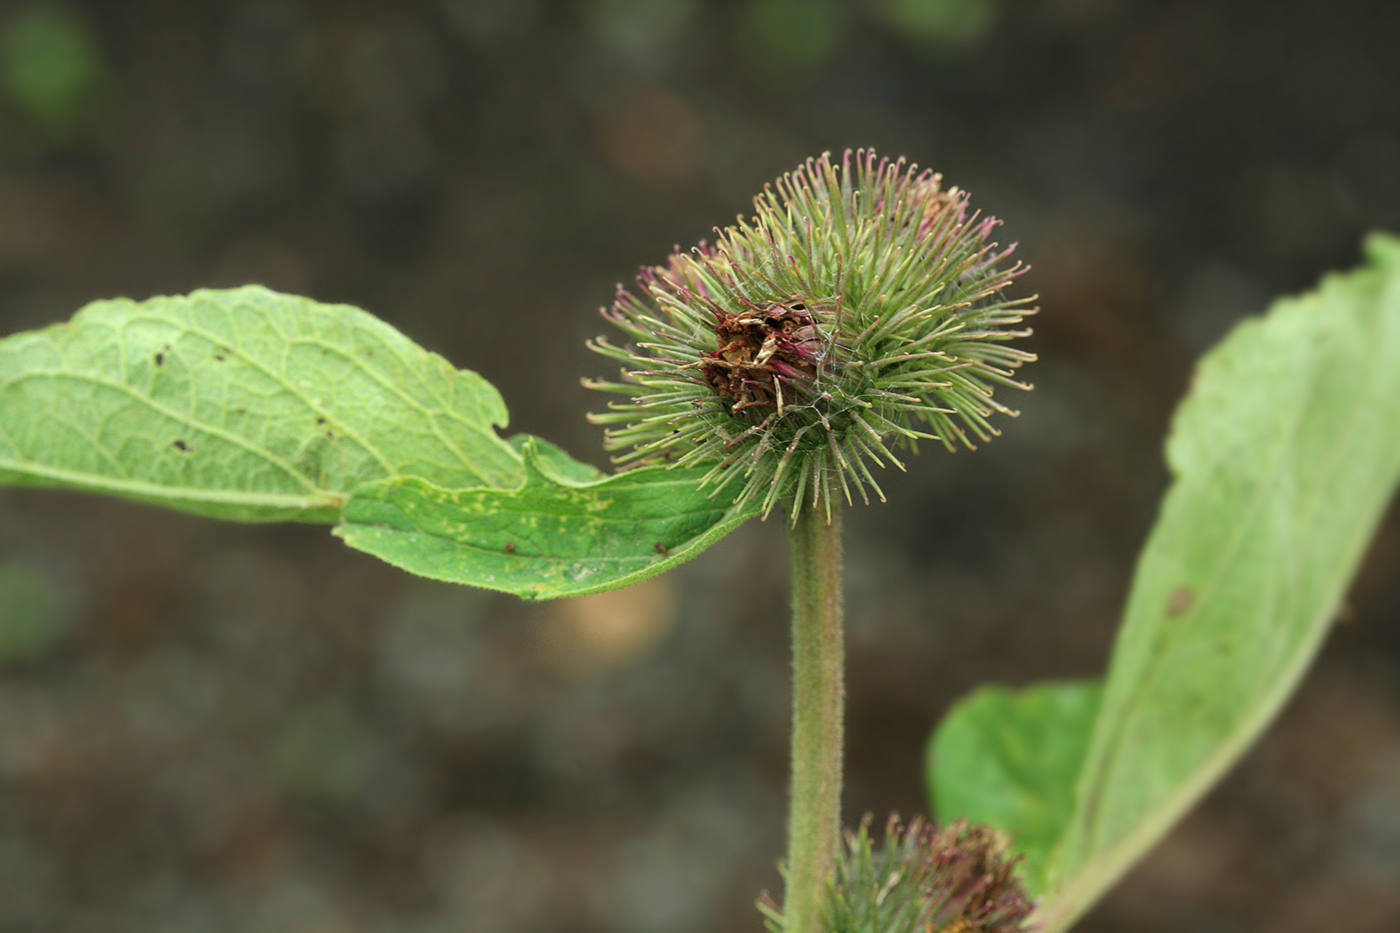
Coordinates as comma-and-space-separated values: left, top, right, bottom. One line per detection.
585, 150, 1035, 518
3, 147, 1400, 933
585, 150, 1036, 933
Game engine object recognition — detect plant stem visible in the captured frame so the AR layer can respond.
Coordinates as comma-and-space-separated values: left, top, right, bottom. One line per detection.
784, 501, 845, 933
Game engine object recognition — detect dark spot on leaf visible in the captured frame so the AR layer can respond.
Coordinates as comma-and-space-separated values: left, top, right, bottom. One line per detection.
325, 431, 335, 440
172, 439, 191, 453
296, 450, 325, 483
154, 348, 167, 366
1167, 586, 1194, 618
215, 346, 231, 362
503, 543, 516, 553
315, 417, 327, 426
654, 542, 669, 556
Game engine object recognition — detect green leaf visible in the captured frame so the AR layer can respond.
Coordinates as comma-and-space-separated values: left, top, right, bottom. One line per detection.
0, 286, 761, 597
0, 286, 523, 521
507, 433, 605, 484
335, 437, 762, 599
1034, 233, 1400, 930
927, 680, 1101, 898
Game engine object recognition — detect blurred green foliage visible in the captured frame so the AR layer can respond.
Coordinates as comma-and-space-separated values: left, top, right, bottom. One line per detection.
929, 681, 1102, 897
738, 0, 843, 78
869, 0, 1000, 48
273, 701, 375, 803
735, 0, 997, 85
0, 560, 65, 661
0, 4, 105, 138
589, 0, 697, 60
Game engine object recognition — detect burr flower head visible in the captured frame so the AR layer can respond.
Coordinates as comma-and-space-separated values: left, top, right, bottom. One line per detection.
812, 815, 1034, 933
585, 149, 1035, 518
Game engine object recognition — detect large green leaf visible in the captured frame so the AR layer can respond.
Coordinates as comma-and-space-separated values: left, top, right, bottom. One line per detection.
0, 286, 762, 598
1029, 233, 1400, 929
335, 437, 762, 600
0, 286, 523, 521
927, 680, 1101, 898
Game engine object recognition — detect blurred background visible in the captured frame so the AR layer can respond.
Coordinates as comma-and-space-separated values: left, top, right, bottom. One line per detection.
1, 0, 1399, 930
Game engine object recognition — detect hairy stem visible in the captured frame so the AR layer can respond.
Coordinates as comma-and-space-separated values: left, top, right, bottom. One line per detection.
784, 501, 845, 933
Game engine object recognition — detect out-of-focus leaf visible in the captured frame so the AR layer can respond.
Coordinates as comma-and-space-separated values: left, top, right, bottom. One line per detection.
335, 437, 761, 600
738, 0, 842, 77
927, 680, 1101, 898
273, 701, 374, 802
0, 286, 524, 522
1, 5, 104, 134
1031, 233, 1400, 930
870, 0, 1000, 48
0, 561, 66, 661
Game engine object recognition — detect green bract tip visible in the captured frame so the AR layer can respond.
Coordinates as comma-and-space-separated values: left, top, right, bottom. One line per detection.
585, 148, 1036, 519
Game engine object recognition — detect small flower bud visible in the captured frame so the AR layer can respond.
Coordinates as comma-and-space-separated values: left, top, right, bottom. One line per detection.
585, 149, 1035, 518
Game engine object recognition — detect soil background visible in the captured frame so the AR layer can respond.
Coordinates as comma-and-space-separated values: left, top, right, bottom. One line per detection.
2, 1, 1399, 931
